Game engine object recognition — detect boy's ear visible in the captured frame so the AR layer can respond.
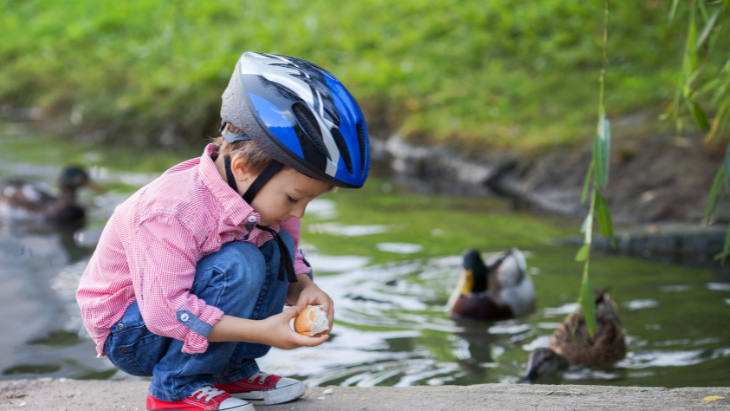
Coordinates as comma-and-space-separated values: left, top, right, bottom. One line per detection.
229, 154, 257, 183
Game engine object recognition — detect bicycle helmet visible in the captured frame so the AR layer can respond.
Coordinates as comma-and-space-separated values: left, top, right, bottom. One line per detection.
220, 51, 370, 198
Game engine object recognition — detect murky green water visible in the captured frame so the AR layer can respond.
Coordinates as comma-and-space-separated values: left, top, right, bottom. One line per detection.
1, 127, 729, 387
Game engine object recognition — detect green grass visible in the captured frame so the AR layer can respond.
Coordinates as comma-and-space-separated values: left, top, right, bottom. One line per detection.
0, 0, 705, 152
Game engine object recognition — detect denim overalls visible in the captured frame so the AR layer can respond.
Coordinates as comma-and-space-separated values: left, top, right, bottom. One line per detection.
103, 231, 295, 402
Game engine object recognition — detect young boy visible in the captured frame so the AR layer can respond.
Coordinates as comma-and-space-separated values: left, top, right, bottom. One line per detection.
76, 52, 370, 411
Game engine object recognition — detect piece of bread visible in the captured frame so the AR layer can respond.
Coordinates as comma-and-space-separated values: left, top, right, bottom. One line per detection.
294, 305, 329, 337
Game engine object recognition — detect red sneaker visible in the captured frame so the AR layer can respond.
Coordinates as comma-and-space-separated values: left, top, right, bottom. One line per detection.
214, 371, 305, 405
146, 386, 254, 411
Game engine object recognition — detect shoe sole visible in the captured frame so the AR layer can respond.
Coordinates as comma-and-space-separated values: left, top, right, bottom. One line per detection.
230, 381, 306, 405
146, 405, 254, 411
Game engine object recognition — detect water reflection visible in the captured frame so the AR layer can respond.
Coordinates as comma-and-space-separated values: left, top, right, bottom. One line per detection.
309, 223, 391, 237
376, 242, 424, 254
0, 219, 105, 379
305, 199, 339, 220
623, 299, 660, 311
302, 255, 370, 272
0, 167, 124, 379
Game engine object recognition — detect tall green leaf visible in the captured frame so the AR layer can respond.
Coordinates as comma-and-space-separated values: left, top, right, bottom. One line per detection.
579, 279, 597, 336
698, 0, 709, 20
707, 99, 729, 140
696, 8, 721, 51
592, 112, 611, 187
601, 114, 611, 184
582, 211, 593, 244
595, 190, 614, 239
581, 161, 594, 204
580, 213, 591, 234
715, 225, 730, 264
576, 244, 589, 262
670, 0, 681, 22
706, 162, 727, 221
592, 135, 603, 187
721, 144, 730, 191
682, 5, 699, 78
690, 100, 710, 131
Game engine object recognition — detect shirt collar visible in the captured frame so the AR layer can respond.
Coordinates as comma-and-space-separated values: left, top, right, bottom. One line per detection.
198, 144, 260, 227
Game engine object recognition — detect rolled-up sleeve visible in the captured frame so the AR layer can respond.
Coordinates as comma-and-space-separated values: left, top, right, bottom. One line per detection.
279, 218, 312, 277
126, 213, 224, 354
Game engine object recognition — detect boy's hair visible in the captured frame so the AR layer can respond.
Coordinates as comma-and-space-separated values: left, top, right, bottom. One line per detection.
211, 123, 277, 175
212, 123, 336, 191
211, 136, 274, 175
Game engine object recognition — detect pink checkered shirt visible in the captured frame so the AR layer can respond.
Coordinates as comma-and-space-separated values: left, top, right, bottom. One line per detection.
76, 144, 311, 357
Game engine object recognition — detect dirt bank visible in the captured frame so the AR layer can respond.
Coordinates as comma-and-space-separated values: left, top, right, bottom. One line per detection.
376, 131, 729, 225
2, 379, 729, 411
519, 133, 728, 224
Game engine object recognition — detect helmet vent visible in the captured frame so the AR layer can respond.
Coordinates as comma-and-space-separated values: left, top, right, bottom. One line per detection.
292, 102, 330, 160
357, 123, 367, 177
331, 128, 353, 175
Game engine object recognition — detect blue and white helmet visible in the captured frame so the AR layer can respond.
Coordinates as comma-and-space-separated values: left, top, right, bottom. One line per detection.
221, 52, 370, 188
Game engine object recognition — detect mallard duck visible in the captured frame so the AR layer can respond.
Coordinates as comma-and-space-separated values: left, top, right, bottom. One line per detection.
523, 288, 626, 383
0, 166, 101, 224
448, 248, 536, 321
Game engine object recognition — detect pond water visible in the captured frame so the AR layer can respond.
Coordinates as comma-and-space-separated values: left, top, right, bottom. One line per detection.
1, 128, 729, 388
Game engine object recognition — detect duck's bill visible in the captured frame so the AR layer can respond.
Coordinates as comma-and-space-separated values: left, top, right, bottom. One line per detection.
85, 180, 106, 193
520, 368, 539, 384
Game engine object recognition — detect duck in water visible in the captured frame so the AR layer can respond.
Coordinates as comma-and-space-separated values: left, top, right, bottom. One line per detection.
448, 248, 536, 321
0, 166, 102, 224
522, 288, 626, 383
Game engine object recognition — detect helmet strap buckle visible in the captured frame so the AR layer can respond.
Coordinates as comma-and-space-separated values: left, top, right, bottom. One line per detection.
220, 121, 252, 143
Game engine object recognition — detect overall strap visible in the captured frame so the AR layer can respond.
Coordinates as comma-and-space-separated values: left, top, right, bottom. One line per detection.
256, 225, 298, 283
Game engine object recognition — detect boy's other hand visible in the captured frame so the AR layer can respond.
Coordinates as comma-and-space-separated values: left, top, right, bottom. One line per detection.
287, 274, 335, 332
295, 284, 334, 332
260, 307, 329, 350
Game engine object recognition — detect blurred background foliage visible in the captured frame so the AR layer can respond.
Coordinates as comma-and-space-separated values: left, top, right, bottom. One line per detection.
0, 0, 717, 152
666, 0, 730, 261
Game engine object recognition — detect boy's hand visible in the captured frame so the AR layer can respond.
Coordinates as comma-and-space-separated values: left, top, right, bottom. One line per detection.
289, 275, 335, 331
258, 307, 329, 350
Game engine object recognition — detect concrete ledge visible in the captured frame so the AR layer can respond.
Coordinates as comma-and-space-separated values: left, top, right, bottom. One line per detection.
1, 379, 729, 411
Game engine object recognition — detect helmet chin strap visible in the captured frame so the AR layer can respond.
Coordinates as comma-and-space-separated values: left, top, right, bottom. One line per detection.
223, 156, 283, 204
220, 121, 285, 203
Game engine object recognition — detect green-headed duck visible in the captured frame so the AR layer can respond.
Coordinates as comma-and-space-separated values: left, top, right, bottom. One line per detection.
448, 248, 536, 321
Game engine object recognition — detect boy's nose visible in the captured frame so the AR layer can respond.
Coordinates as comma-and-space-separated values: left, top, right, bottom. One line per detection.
290, 203, 307, 219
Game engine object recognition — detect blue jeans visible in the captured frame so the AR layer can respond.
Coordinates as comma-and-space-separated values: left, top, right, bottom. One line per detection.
103, 232, 295, 402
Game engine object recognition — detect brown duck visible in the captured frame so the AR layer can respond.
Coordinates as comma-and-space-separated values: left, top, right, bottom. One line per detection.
448, 248, 536, 321
523, 288, 626, 383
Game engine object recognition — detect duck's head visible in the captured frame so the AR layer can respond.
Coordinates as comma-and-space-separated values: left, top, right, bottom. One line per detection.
594, 288, 621, 323
59, 167, 90, 191
58, 166, 103, 195
522, 347, 569, 383
458, 249, 488, 295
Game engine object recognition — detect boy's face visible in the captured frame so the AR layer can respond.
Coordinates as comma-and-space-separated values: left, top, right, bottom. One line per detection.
249, 166, 332, 226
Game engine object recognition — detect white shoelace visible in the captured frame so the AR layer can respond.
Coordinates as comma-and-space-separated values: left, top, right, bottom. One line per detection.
191, 385, 225, 402
247, 371, 271, 385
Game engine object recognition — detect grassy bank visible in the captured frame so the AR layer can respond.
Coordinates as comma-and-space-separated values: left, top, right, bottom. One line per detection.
0, 0, 701, 152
